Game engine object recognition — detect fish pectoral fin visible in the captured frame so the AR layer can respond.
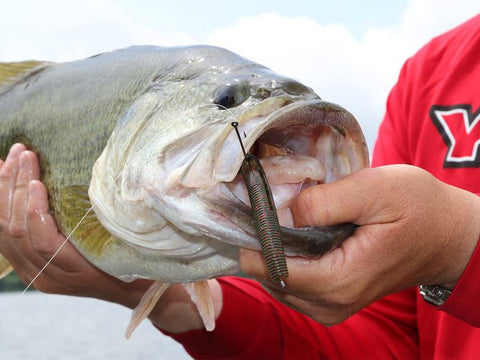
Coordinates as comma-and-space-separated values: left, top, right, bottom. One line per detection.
183, 280, 215, 332
125, 280, 170, 339
0, 254, 13, 279
60, 186, 118, 257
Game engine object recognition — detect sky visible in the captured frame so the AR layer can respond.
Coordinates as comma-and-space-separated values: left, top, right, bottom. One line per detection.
2, 0, 480, 152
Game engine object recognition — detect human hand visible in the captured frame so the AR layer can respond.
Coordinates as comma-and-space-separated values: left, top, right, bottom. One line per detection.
0, 144, 221, 333
240, 165, 480, 325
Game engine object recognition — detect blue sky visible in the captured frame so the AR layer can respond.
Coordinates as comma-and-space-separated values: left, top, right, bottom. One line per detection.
2, 0, 479, 150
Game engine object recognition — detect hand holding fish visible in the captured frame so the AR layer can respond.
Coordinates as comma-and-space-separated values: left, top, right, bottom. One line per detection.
0, 144, 143, 300
0, 145, 221, 334
240, 165, 480, 325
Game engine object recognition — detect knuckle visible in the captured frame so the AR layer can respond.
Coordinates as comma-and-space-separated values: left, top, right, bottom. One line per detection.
8, 220, 28, 238
293, 186, 323, 225
31, 237, 56, 258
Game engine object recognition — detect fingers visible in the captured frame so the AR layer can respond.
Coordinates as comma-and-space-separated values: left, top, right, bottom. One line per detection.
239, 248, 342, 324
0, 145, 63, 271
290, 166, 405, 228
261, 284, 354, 326
0, 144, 27, 224
9, 151, 40, 237
26, 180, 67, 259
239, 248, 270, 281
239, 248, 368, 326
240, 247, 344, 298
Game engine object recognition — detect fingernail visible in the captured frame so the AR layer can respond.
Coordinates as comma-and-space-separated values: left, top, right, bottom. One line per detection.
7, 143, 25, 159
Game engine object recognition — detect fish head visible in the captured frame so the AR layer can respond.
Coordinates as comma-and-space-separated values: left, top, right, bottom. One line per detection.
88, 46, 369, 282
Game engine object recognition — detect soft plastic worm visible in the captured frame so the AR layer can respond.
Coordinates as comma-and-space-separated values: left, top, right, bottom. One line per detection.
232, 122, 288, 287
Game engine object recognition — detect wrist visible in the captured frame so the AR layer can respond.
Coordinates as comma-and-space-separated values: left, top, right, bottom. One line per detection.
434, 186, 480, 288
439, 234, 480, 325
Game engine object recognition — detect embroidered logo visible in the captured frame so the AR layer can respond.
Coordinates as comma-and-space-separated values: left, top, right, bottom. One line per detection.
430, 104, 480, 168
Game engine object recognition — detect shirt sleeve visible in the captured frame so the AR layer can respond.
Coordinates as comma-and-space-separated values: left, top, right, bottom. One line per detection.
371, 55, 480, 327
438, 235, 480, 327
166, 277, 419, 359
371, 60, 412, 168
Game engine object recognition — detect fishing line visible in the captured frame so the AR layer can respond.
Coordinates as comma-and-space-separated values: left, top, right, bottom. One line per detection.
0, 203, 97, 332
0, 171, 124, 331
22, 203, 96, 295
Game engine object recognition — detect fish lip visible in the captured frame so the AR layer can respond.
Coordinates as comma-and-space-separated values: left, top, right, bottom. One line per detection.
216, 98, 369, 184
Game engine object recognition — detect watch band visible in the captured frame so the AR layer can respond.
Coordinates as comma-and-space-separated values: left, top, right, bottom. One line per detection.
419, 284, 452, 306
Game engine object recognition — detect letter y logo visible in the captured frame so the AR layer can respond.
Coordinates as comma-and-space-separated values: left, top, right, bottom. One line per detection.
430, 104, 480, 168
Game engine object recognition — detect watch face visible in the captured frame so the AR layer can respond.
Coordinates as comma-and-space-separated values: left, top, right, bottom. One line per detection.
419, 285, 452, 306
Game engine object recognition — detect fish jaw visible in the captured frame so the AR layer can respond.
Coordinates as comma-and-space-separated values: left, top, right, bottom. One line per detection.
177, 99, 369, 250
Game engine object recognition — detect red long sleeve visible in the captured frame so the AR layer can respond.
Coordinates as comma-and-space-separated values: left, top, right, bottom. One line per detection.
372, 14, 480, 327
169, 277, 418, 359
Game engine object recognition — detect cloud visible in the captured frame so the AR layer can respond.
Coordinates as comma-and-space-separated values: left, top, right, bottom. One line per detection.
206, 1, 480, 152
0, 0, 195, 61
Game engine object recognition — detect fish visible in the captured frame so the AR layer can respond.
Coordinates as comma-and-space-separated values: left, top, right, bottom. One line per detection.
0, 46, 369, 336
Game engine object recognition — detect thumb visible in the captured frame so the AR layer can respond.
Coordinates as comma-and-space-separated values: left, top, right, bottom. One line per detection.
290, 166, 401, 227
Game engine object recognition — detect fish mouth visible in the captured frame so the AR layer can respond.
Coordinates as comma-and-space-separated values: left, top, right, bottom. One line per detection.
223, 99, 369, 229
168, 98, 369, 253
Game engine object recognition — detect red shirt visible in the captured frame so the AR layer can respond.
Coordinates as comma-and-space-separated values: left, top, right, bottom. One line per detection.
168, 15, 480, 359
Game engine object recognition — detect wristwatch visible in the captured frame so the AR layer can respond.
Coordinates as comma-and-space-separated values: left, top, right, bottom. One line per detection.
419, 285, 452, 306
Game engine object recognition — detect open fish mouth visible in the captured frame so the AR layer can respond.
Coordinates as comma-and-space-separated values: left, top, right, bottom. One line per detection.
90, 98, 368, 262
220, 99, 369, 234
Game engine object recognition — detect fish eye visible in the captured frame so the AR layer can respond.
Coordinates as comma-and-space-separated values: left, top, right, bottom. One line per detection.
213, 83, 248, 109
